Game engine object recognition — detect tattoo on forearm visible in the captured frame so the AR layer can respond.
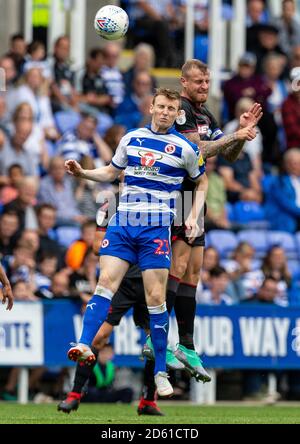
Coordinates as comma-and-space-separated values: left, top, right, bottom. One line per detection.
183, 132, 246, 162
201, 134, 245, 161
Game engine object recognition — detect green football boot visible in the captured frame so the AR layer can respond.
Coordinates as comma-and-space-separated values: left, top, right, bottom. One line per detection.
174, 344, 211, 383
142, 337, 185, 370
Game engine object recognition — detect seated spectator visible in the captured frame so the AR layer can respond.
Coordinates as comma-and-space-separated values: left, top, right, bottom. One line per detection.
103, 124, 126, 153
272, 0, 300, 56
36, 271, 70, 300
3, 177, 38, 232
205, 156, 231, 230
248, 23, 288, 75
65, 220, 97, 271
265, 148, 300, 232
23, 40, 52, 80
12, 67, 59, 141
6, 33, 27, 79
200, 246, 221, 289
101, 42, 125, 108
0, 210, 20, 257
0, 94, 10, 138
244, 276, 288, 306
77, 48, 113, 116
123, 43, 157, 94
3, 240, 36, 287
69, 248, 98, 304
0, 119, 37, 176
224, 242, 264, 301
35, 252, 58, 294
49, 35, 78, 113
282, 68, 300, 149
224, 97, 263, 174
115, 71, 153, 130
261, 246, 291, 305
126, 0, 177, 67
217, 149, 262, 204
19, 229, 40, 260
83, 344, 133, 404
10, 102, 49, 175
0, 164, 24, 205
38, 156, 86, 226
197, 266, 235, 305
0, 55, 17, 118
13, 280, 38, 302
36, 203, 64, 265
56, 113, 112, 166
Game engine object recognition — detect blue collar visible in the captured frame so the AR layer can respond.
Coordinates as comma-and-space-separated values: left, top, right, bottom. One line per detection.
145, 124, 176, 135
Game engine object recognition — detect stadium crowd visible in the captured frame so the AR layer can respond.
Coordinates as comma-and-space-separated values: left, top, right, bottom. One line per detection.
1, 0, 300, 403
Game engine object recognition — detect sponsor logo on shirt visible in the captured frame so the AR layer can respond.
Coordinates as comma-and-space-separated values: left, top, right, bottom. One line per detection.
197, 124, 209, 135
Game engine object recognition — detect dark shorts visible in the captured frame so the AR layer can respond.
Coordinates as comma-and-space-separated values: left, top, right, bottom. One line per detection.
106, 277, 149, 330
171, 224, 205, 247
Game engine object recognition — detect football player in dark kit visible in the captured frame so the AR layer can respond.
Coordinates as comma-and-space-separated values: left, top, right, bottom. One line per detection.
167, 59, 263, 380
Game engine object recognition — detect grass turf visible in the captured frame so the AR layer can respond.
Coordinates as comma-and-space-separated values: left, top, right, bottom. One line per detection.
1, 403, 300, 424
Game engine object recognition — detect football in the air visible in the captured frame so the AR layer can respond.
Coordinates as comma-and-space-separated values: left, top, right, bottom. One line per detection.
94, 5, 129, 40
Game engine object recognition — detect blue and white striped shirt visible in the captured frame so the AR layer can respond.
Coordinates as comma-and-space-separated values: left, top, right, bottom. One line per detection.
111, 125, 205, 219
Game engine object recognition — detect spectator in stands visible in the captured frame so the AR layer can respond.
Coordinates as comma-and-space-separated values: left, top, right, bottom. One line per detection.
115, 71, 153, 130
77, 48, 113, 116
217, 146, 262, 204
35, 203, 64, 265
13, 280, 38, 301
11, 102, 49, 175
126, 0, 177, 67
200, 247, 221, 289
0, 164, 24, 205
272, 0, 300, 56
223, 53, 271, 120
123, 43, 157, 94
205, 156, 231, 231
20, 229, 40, 260
249, 23, 288, 75
50, 35, 78, 113
0, 211, 20, 257
3, 240, 36, 287
101, 42, 125, 108
290, 44, 300, 68
34, 252, 58, 294
103, 124, 126, 153
261, 246, 291, 305
83, 344, 133, 404
0, 119, 36, 176
36, 271, 70, 300
23, 40, 52, 80
246, 0, 269, 50
12, 67, 58, 141
65, 220, 96, 271
0, 55, 17, 117
56, 113, 112, 166
197, 266, 234, 305
282, 68, 300, 148
224, 242, 264, 301
38, 156, 85, 226
3, 177, 38, 232
69, 248, 98, 304
265, 148, 300, 232
6, 33, 27, 79
0, 94, 10, 138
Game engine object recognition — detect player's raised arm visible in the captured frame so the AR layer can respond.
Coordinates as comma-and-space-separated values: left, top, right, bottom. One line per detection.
185, 172, 208, 244
65, 160, 121, 182
0, 264, 13, 311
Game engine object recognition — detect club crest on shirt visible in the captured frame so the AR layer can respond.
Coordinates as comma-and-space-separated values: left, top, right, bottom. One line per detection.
101, 239, 110, 248
165, 144, 176, 154
176, 110, 186, 125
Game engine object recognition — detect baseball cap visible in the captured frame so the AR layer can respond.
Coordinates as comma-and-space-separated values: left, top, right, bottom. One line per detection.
238, 52, 257, 66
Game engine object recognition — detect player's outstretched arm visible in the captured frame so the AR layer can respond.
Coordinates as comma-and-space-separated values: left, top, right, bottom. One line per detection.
185, 172, 208, 244
0, 264, 13, 311
65, 160, 120, 182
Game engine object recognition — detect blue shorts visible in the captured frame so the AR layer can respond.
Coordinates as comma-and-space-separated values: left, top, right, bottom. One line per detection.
100, 219, 171, 271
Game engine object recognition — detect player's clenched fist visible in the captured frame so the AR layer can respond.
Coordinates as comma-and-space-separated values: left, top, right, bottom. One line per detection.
65, 160, 84, 178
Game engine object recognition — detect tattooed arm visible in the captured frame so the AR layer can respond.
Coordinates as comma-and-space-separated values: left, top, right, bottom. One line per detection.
184, 127, 257, 162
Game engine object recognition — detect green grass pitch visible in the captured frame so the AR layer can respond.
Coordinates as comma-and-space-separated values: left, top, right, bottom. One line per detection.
1, 403, 300, 424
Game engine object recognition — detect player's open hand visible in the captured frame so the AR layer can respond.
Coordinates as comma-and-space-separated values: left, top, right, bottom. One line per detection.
65, 160, 84, 178
239, 102, 263, 129
1, 282, 13, 311
236, 124, 257, 142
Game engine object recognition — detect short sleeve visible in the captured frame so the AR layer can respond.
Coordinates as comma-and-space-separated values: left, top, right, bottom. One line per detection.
111, 135, 129, 170
185, 146, 205, 180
